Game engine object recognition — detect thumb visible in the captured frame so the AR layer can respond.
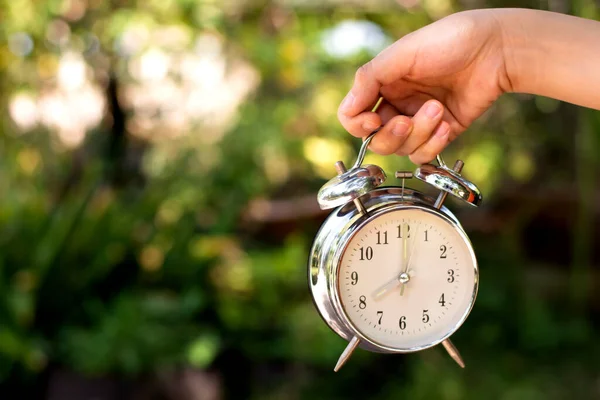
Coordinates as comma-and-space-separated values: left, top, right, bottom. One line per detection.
338, 37, 416, 118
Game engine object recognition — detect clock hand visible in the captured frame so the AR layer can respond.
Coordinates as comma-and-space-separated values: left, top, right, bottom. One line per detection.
400, 224, 421, 296
403, 224, 420, 273
372, 224, 420, 300
371, 268, 416, 300
401, 222, 408, 274
372, 223, 408, 300
371, 273, 408, 300
378, 222, 409, 299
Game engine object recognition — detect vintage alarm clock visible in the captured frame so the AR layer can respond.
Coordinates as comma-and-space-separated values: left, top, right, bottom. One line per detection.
308, 98, 482, 371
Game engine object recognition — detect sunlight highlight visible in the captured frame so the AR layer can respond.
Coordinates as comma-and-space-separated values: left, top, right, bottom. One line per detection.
321, 20, 390, 59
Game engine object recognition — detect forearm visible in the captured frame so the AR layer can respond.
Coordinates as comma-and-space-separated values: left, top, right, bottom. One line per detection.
498, 8, 600, 110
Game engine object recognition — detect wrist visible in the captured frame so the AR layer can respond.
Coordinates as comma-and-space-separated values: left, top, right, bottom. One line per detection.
491, 8, 542, 94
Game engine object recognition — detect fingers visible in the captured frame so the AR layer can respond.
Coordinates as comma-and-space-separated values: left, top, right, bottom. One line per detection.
339, 109, 382, 138
376, 102, 401, 125
339, 100, 401, 138
340, 96, 452, 162
338, 39, 416, 133
368, 115, 413, 155
395, 99, 445, 156
409, 121, 450, 164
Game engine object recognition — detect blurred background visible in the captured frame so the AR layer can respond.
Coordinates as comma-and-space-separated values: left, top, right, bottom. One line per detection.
1, 0, 599, 399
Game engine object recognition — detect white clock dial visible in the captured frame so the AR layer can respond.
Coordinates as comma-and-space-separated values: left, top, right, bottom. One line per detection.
338, 207, 477, 351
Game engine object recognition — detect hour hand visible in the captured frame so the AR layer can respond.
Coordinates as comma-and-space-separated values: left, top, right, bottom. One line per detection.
373, 271, 414, 300
372, 277, 401, 300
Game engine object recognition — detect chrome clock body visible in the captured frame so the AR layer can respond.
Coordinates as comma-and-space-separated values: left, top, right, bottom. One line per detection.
309, 187, 479, 354
308, 97, 482, 371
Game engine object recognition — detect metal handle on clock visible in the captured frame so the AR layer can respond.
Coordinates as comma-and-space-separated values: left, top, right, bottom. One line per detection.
317, 97, 387, 212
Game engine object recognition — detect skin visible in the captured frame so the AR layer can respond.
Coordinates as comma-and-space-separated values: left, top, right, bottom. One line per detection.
337, 8, 600, 164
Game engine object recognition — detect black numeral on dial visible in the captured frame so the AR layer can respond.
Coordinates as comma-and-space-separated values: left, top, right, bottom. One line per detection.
376, 231, 388, 245
440, 245, 447, 258
399, 316, 406, 330
359, 246, 373, 260
447, 269, 454, 283
377, 311, 383, 325
359, 295, 366, 309
422, 309, 429, 323
397, 224, 411, 238
438, 293, 446, 307
351, 271, 358, 285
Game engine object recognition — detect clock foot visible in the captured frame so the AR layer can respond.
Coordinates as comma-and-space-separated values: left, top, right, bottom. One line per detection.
334, 336, 361, 372
441, 339, 465, 368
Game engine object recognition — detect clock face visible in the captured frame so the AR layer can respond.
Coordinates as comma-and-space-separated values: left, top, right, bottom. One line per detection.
337, 207, 477, 351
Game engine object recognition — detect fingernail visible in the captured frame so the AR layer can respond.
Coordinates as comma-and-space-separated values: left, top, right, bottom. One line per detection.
362, 119, 379, 132
340, 92, 355, 113
392, 121, 410, 137
425, 102, 442, 118
434, 123, 450, 138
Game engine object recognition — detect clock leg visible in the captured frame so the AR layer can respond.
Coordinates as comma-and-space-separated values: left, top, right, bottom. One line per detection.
334, 336, 361, 372
441, 339, 465, 368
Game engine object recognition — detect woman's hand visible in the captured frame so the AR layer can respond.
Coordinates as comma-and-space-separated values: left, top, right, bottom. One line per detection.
337, 10, 511, 164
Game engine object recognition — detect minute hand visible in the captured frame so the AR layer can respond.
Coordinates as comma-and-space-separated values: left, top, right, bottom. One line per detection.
400, 224, 420, 296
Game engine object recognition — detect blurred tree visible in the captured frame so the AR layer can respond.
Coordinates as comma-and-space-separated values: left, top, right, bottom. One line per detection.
0, 0, 598, 399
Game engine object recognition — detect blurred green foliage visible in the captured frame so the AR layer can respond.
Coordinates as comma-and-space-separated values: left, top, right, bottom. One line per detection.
0, 0, 599, 398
